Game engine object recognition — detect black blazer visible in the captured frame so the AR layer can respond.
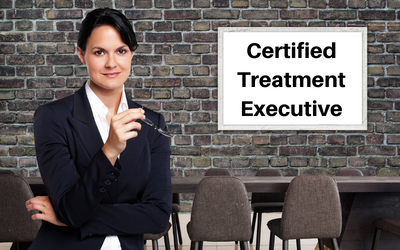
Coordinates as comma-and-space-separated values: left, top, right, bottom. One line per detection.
29, 84, 172, 250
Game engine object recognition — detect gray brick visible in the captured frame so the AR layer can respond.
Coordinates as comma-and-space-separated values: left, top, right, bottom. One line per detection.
359, 146, 396, 155
28, 32, 65, 42
349, 0, 366, 8
173, 66, 190, 76
359, 11, 396, 20
319, 10, 357, 20
369, 0, 386, 8
165, 10, 201, 20
165, 55, 201, 65
7, 9, 43, 19
194, 0, 210, 7
203, 10, 240, 19
7, 55, 44, 65
144, 78, 181, 88
46, 10, 82, 19
270, 0, 288, 7
75, 0, 93, 7
184, 33, 217, 42
0, 66, 13, 76
55, 0, 73, 8
0, 22, 13, 31
290, 0, 307, 8
125, 10, 162, 20
115, 0, 133, 8
174, 21, 191, 31
174, 0, 191, 8
0, 33, 25, 42
17, 66, 34, 76
0, 0, 12, 7
183, 77, 217, 87
232, 0, 249, 7
270, 157, 288, 167
242, 10, 278, 20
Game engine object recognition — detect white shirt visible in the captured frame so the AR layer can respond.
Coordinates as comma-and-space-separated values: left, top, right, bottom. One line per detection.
85, 81, 128, 250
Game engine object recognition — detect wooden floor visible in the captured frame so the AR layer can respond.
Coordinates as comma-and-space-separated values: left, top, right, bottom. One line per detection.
0, 213, 319, 250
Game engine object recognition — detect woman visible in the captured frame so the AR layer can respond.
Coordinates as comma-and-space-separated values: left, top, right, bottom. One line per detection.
25, 8, 172, 250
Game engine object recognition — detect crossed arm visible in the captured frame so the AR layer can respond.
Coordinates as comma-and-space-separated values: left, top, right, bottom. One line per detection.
27, 104, 171, 236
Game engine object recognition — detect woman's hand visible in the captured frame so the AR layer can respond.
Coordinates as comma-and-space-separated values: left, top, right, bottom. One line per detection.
102, 108, 145, 165
26, 196, 67, 227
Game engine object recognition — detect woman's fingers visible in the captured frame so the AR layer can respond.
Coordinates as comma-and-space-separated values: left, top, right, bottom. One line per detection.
26, 196, 49, 211
26, 202, 45, 212
26, 196, 67, 226
112, 108, 145, 126
103, 108, 145, 161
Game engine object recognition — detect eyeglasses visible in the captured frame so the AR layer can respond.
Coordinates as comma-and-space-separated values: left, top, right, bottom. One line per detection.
141, 117, 172, 137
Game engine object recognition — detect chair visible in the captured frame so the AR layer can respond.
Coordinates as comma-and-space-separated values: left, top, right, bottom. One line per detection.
143, 222, 172, 250
0, 170, 42, 250
204, 168, 232, 176
170, 171, 182, 250
267, 174, 342, 250
250, 169, 285, 250
335, 168, 363, 176
186, 176, 252, 250
371, 217, 400, 250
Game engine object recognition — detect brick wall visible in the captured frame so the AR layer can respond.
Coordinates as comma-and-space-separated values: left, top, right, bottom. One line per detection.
1, 0, 400, 179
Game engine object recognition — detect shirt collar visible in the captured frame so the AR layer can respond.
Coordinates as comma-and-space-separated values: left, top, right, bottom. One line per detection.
85, 81, 129, 118
118, 85, 128, 114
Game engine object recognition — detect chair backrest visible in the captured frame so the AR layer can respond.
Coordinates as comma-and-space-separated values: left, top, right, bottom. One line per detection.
0, 171, 42, 242
280, 174, 341, 240
188, 176, 251, 242
335, 168, 364, 176
251, 169, 285, 204
204, 168, 232, 176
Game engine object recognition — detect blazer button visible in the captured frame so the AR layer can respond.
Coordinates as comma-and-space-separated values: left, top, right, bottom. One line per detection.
99, 187, 107, 193
105, 179, 111, 186
109, 173, 115, 179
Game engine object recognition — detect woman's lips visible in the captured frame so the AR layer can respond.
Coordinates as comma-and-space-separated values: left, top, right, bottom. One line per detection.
102, 72, 120, 77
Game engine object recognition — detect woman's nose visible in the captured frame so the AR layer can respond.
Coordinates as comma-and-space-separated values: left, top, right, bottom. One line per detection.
105, 55, 116, 68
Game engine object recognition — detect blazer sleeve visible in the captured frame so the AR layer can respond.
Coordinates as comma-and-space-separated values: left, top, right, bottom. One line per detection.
34, 104, 122, 228
79, 113, 172, 238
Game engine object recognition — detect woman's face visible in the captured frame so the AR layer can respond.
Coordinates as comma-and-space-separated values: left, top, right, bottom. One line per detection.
77, 25, 134, 95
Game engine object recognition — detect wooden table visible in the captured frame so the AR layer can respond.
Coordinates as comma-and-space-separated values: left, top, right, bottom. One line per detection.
25, 175, 400, 250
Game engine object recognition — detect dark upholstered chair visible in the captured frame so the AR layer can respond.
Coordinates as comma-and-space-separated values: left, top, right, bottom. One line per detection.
0, 170, 42, 250
250, 169, 285, 250
204, 168, 232, 176
335, 168, 363, 176
143, 222, 172, 250
186, 176, 252, 250
267, 174, 342, 250
170, 171, 182, 250
371, 218, 400, 250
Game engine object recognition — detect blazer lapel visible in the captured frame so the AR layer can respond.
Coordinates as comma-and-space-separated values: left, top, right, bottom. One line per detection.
67, 84, 117, 203
68, 84, 104, 159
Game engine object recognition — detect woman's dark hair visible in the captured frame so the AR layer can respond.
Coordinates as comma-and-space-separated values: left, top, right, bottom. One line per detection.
78, 8, 138, 52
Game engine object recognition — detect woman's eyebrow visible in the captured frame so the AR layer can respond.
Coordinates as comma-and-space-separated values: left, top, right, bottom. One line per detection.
91, 46, 105, 51
91, 45, 128, 51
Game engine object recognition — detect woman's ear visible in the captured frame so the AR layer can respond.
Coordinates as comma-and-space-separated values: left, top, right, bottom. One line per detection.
77, 47, 86, 65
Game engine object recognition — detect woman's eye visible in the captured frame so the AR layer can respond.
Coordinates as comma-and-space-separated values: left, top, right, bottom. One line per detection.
118, 49, 127, 54
94, 51, 104, 55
